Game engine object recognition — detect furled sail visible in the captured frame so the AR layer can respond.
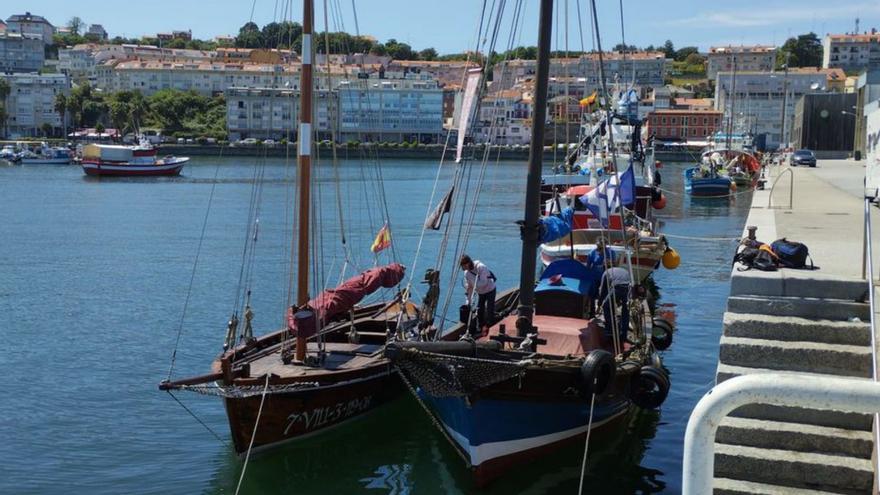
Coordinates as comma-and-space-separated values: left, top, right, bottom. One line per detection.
288, 263, 406, 337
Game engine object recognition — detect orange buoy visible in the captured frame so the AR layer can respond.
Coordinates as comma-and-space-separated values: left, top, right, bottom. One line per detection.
652, 194, 667, 210
662, 248, 680, 269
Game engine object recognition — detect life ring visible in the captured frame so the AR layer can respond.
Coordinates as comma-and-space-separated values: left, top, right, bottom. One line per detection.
651, 324, 673, 350
630, 366, 670, 409
580, 349, 615, 396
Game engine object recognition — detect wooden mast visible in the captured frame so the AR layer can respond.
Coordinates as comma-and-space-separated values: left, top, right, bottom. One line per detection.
294, 0, 315, 362
515, 0, 554, 337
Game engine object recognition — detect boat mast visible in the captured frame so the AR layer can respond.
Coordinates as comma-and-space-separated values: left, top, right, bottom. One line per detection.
294, 0, 315, 362
515, 0, 554, 337
726, 55, 737, 151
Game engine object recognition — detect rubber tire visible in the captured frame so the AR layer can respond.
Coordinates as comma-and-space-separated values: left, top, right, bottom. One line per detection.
652, 318, 674, 334
651, 325, 673, 350
580, 350, 616, 396
631, 366, 670, 410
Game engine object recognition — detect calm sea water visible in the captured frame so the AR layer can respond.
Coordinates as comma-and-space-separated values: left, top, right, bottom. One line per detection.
0, 155, 750, 494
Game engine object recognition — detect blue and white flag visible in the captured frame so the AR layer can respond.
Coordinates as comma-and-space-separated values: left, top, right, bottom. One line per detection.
579, 165, 636, 226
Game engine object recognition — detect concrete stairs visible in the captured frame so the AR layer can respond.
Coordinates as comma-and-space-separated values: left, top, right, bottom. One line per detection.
714, 274, 874, 494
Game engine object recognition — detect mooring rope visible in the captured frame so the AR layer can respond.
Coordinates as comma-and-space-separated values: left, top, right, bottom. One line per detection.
662, 233, 742, 242
235, 374, 270, 495
577, 389, 598, 495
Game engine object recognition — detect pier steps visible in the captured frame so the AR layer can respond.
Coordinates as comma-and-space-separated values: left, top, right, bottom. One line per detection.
714, 477, 858, 495
714, 284, 874, 493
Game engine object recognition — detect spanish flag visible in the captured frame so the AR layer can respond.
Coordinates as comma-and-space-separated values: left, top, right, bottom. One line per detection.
579, 91, 598, 107
371, 223, 392, 253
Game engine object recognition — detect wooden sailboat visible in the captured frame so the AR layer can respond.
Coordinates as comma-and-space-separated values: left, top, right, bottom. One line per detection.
159, 1, 423, 454
384, 0, 672, 486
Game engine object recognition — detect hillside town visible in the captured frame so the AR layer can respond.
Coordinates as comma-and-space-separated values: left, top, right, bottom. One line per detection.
0, 10, 876, 156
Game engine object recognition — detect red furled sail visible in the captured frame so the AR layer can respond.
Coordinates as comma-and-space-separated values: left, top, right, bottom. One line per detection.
288, 263, 406, 337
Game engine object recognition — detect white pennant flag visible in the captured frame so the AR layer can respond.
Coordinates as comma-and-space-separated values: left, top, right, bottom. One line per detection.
456, 68, 482, 163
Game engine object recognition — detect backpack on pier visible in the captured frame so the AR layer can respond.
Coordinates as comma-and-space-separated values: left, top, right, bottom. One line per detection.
770, 238, 816, 270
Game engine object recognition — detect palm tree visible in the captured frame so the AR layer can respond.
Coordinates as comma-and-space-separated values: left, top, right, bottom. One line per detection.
0, 79, 10, 138
54, 93, 68, 139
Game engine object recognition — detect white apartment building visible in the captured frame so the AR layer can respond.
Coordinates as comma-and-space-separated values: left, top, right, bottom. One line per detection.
58, 45, 97, 81
495, 52, 668, 92
225, 86, 334, 141
0, 32, 44, 73
823, 32, 880, 71
707, 45, 777, 79
715, 70, 828, 149
337, 79, 444, 143
5, 12, 54, 46
475, 89, 532, 145
0, 73, 70, 138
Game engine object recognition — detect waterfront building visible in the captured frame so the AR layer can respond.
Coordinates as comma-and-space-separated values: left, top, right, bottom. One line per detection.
494, 51, 668, 92
853, 70, 880, 159
0, 73, 70, 138
474, 88, 532, 145
706, 45, 776, 80
823, 31, 880, 72
157, 30, 192, 42
645, 108, 722, 141
5, 12, 54, 45
225, 86, 334, 141
0, 32, 45, 73
58, 44, 99, 81
715, 70, 831, 149
0, 20, 7, 33
86, 24, 108, 41
384, 60, 479, 88
337, 79, 443, 143
791, 92, 857, 155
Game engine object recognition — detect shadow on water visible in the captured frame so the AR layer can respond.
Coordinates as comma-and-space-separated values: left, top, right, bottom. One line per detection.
207, 397, 665, 495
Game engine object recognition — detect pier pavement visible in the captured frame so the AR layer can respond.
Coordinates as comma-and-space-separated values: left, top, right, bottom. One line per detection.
712, 158, 878, 494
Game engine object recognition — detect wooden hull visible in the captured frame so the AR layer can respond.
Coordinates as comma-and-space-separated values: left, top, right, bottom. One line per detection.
81, 157, 188, 176
223, 360, 402, 454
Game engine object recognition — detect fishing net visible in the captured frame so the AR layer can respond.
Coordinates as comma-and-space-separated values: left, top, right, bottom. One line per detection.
173, 381, 320, 398
392, 348, 530, 398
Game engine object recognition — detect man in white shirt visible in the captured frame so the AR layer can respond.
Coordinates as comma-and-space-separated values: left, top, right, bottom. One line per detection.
460, 254, 496, 333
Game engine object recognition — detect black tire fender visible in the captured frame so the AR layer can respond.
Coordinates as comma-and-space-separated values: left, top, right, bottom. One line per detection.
651, 324, 673, 351
580, 350, 616, 396
631, 366, 670, 410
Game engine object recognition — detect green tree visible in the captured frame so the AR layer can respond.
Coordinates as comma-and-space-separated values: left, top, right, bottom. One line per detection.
165, 38, 186, 49
95, 122, 105, 134
0, 79, 9, 137
674, 46, 699, 62
41, 122, 54, 138
419, 47, 438, 61
385, 39, 414, 60
67, 16, 84, 36
54, 93, 68, 138
236, 21, 264, 48
662, 40, 675, 58
777, 32, 823, 68
0, 106, 7, 138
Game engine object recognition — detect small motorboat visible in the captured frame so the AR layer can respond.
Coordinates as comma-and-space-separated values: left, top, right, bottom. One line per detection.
80, 140, 188, 177
684, 166, 733, 197
20, 142, 71, 165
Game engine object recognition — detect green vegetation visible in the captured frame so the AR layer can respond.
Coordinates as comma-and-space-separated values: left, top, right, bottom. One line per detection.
0, 78, 9, 137
58, 84, 226, 139
777, 32, 823, 68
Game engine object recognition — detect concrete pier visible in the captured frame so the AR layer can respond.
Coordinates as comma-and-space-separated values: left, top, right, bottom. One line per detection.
713, 159, 878, 494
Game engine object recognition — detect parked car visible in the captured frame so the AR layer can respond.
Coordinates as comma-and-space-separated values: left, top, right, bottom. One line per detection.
790, 149, 816, 167
239, 138, 258, 145
264, 139, 277, 146
177, 137, 185, 144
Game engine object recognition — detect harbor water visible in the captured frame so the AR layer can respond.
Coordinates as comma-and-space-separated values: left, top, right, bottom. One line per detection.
1, 156, 751, 494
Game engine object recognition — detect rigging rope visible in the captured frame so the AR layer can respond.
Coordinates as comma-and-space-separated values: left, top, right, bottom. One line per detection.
167, 147, 224, 381
167, 391, 229, 447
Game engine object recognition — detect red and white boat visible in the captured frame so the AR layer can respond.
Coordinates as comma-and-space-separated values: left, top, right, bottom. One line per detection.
80, 142, 188, 177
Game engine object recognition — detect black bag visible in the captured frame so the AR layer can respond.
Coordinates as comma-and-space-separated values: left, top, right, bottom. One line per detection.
733, 240, 778, 272
733, 246, 759, 266
770, 238, 815, 269
751, 250, 778, 271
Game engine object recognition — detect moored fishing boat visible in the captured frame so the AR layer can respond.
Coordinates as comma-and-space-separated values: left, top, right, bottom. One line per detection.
80, 141, 188, 176
684, 158, 733, 197
385, 0, 672, 485
20, 142, 71, 165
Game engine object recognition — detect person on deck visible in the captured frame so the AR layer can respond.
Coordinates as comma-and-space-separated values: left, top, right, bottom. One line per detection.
460, 254, 496, 334
599, 266, 631, 345
586, 238, 616, 317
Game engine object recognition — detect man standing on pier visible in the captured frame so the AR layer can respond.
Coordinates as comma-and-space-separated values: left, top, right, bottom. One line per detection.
460, 254, 496, 334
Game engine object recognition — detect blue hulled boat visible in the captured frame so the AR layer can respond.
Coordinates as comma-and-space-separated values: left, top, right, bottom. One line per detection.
684, 166, 732, 197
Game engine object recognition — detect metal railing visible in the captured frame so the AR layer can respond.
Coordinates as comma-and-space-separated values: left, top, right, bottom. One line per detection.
682, 374, 880, 495
767, 165, 794, 209
864, 196, 880, 488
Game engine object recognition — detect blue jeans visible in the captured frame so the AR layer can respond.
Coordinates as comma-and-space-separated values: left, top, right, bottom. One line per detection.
602, 285, 629, 342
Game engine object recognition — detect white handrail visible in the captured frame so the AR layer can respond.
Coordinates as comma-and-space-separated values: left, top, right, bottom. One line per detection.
864, 196, 880, 486
767, 165, 793, 209
682, 373, 880, 495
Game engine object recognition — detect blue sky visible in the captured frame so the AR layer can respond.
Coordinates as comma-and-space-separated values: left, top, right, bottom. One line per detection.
5, 0, 879, 53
